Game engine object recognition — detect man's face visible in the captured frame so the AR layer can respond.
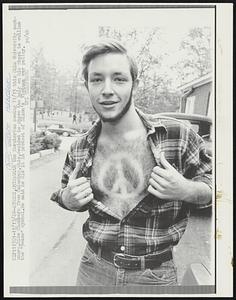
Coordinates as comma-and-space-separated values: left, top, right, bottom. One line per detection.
86, 53, 137, 122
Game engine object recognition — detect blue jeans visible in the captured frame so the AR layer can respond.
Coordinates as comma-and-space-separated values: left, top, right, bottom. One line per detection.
76, 244, 178, 286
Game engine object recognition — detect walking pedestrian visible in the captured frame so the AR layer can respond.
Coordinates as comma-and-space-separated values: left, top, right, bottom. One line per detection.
72, 114, 77, 124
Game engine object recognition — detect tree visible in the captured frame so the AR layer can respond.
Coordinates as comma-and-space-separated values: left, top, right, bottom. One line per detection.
172, 27, 212, 85
31, 50, 82, 114
30, 49, 59, 113
30, 48, 46, 110
98, 26, 180, 113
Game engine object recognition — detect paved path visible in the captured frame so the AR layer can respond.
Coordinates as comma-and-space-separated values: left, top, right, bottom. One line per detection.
29, 140, 213, 286
29, 137, 88, 285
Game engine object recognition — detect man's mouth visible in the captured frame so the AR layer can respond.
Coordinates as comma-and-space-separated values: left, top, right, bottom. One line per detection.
100, 101, 118, 106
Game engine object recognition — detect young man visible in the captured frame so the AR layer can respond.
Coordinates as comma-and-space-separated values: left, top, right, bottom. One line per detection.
51, 41, 212, 286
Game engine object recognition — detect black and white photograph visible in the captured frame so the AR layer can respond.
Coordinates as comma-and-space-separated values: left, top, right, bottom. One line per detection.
3, 3, 233, 297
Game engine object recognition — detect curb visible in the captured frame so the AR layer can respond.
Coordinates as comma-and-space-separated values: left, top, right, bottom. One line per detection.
30, 148, 55, 161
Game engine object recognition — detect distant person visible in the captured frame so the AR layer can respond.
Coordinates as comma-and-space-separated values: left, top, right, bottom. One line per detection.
51, 41, 212, 286
72, 114, 77, 124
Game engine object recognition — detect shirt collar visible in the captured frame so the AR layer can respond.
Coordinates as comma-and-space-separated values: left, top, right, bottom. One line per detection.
135, 107, 167, 136
85, 119, 101, 144
85, 107, 167, 144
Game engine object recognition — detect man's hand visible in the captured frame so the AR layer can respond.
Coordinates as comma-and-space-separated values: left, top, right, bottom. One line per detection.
61, 163, 94, 211
148, 152, 212, 204
148, 152, 192, 202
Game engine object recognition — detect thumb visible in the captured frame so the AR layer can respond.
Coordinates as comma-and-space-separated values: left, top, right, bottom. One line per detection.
160, 152, 173, 170
69, 162, 80, 181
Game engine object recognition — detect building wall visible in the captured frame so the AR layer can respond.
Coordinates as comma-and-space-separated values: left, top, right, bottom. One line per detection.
181, 81, 212, 115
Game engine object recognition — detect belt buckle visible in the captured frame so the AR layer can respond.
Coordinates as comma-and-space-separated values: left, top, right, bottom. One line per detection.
113, 253, 125, 268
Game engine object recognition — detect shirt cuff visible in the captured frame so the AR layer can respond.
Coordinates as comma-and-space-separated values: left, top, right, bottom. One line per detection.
192, 174, 212, 190
191, 174, 212, 208
50, 189, 73, 211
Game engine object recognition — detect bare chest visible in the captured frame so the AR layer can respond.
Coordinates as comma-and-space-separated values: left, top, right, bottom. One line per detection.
91, 136, 156, 218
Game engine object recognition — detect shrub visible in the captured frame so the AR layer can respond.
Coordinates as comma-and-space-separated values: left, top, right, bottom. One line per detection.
30, 131, 45, 154
30, 132, 61, 154
30, 143, 43, 154
42, 133, 62, 150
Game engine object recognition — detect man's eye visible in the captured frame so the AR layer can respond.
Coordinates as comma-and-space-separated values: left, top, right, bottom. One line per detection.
114, 77, 127, 82
90, 78, 102, 83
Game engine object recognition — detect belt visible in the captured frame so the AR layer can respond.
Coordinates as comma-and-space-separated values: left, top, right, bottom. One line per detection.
88, 243, 172, 270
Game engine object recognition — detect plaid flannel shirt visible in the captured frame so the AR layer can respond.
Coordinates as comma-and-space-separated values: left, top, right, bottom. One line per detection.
50, 109, 212, 256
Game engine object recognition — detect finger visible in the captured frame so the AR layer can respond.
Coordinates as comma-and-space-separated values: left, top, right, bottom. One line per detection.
68, 176, 87, 187
69, 179, 90, 190
70, 162, 81, 180
77, 193, 94, 207
150, 174, 167, 189
70, 182, 90, 194
74, 187, 93, 200
160, 152, 174, 170
153, 166, 169, 178
149, 178, 165, 192
148, 185, 167, 199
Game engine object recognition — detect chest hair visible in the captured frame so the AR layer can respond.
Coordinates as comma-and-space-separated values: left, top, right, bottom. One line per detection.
91, 134, 156, 218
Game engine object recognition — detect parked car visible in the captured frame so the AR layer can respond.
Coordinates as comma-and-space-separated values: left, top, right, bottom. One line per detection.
158, 112, 212, 156
45, 124, 78, 137
157, 112, 213, 212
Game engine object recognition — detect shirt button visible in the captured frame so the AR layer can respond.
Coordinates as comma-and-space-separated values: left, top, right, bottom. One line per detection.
120, 246, 125, 252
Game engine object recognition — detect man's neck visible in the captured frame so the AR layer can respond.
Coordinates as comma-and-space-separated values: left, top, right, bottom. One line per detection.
100, 106, 146, 139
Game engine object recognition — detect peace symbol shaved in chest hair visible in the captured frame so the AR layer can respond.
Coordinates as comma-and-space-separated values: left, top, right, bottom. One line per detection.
98, 153, 144, 198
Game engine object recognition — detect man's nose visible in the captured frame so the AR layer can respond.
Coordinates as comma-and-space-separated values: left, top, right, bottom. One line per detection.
102, 79, 114, 97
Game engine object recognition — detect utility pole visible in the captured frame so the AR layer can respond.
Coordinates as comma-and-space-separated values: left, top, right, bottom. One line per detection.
33, 101, 37, 132
71, 69, 80, 115
32, 49, 42, 132
33, 64, 39, 132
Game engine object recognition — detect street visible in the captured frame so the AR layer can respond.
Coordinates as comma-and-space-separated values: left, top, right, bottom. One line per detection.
29, 136, 214, 286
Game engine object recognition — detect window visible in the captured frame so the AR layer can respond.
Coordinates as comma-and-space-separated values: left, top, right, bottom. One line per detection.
185, 96, 195, 114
